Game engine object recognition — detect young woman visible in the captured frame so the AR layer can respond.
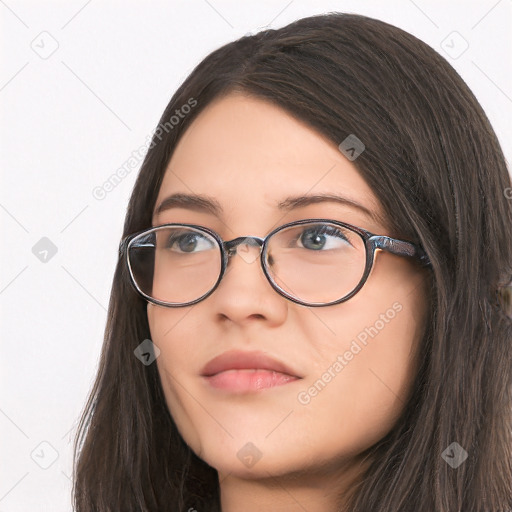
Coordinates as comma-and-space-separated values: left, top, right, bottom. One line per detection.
72, 12, 512, 512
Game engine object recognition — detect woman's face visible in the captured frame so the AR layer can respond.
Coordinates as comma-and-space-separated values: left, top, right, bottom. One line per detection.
147, 92, 429, 482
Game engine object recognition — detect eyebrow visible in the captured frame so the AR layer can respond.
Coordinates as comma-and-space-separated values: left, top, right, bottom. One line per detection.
153, 192, 383, 225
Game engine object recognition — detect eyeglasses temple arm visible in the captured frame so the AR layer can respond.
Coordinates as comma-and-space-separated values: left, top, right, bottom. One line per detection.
373, 236, 431, 267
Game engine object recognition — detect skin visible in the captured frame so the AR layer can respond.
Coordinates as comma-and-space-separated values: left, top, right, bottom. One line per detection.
147, 91, 430, 511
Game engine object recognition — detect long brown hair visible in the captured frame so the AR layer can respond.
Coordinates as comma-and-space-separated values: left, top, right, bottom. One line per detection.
72, 12, 512, 511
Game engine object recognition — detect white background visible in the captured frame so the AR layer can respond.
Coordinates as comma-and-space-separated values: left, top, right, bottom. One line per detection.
1, 1, 511, 510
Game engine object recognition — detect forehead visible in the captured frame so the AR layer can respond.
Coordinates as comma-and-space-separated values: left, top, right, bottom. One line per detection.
153, 92, 387, 232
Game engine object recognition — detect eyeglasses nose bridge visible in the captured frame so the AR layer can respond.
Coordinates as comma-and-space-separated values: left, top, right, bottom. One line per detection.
223, 236, 265, 259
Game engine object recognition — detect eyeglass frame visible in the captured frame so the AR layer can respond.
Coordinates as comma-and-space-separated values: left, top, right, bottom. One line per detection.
118, 218, 432, 308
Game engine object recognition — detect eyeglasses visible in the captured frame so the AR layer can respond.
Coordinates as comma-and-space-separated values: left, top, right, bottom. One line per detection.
119, 219, 431, 308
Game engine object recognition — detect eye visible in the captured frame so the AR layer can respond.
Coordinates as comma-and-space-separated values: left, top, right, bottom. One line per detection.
296, 224, 352, 251
164, 230, 216, 253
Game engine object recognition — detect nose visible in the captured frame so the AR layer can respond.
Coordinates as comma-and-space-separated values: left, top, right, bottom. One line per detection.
210, 235, 287, 324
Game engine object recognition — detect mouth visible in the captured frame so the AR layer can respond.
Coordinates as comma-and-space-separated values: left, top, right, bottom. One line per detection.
203, 369, 300, 391
201, 350, 303, 392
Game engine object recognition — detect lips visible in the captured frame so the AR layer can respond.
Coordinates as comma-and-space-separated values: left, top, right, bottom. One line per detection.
201, 349, 302, 378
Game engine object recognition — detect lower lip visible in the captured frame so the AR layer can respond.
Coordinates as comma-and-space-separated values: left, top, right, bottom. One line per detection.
203, 369, 300, 391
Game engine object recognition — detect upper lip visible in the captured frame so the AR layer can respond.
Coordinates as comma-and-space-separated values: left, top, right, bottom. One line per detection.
201, 350, 302, 378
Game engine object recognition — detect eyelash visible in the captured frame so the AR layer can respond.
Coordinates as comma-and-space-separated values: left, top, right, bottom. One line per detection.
164, 224, 352, 252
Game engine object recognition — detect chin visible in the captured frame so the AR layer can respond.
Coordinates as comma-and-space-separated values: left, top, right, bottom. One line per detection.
194, 436, 315, 480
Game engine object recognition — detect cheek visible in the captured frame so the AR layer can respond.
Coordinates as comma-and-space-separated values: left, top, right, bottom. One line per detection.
147, 303, 200, 364
294, 305, 425, 460
147, 304, 203, 446
296, 270, 428, 448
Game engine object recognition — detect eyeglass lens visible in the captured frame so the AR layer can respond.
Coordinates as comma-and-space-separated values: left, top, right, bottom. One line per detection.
127, 223, 367, 305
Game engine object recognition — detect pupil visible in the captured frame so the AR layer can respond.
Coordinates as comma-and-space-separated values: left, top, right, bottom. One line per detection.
179, 234, 198, 252
302, 230, 325, 250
